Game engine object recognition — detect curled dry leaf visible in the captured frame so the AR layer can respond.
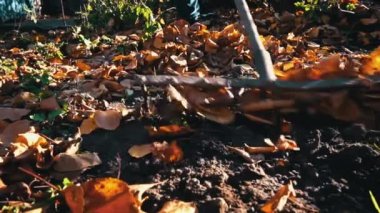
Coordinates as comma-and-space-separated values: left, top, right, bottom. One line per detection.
244, 135, 299, 154
276, 135, 300, 151
0, 120, 32, 145
146, 124, 193, 137
53, 152, 102, 172
168, 86, 235, 124
14, 132, 47, 148
40, 96, 60, 111
62, 178, 143, 213
0, 108, 31, 121
226, 146, 254, 163
261, 181, 296, 213
152, 141, 183, 163
94, 110, 122, 131
158, 200, 198, 213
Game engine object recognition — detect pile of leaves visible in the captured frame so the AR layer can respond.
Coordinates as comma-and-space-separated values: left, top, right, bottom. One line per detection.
0, 0, 379, 212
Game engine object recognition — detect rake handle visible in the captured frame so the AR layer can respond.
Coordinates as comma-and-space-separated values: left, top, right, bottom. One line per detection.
234, 0, 277, 83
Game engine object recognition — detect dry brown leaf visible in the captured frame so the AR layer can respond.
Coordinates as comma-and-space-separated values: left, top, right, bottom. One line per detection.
318, 91, 363, 122
0, 108, 31, 121
40, 96, 60, 111
0, 120, 32, 145
205, 38, 219, 53
360, 18, 378, 25
168, 86, 235, 124
142, 50, 160, 64
308, 54, 341, 80
153, 141, 183, 163
76, 60, 92, 71
158, 200, 198, 213
53, 152, 102, 172
80, 117, 98, 135
94, 110, 122, 130
128, 144, 153, 158
244, 144, 277, 154
276, 135, 300, 151
146, 125, 193, 137
261, 181, 296, 213
226, 146, 254, 163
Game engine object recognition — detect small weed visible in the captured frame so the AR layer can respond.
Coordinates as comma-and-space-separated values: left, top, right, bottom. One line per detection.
35, 42, 64, 60
81, 0, 162, 39
295, 0, 358, 17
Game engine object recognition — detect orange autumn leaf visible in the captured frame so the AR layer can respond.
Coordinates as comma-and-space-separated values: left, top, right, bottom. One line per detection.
361, 46, 380, 75
308, 54, 341, 80
62, 185, 85, 213
261, 181, 296, 213
63, 178, 140, 213
153, 141, 183, 163
146, 125, 193, 137
76, 60, 92, 71
93, 110, 122, 130
14, 132, 47, 148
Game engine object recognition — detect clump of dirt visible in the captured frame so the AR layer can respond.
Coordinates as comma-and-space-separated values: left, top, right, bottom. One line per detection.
81, 118, 380, 212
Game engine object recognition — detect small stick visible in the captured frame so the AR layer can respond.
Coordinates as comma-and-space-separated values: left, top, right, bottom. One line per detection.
18, 167, 59, 191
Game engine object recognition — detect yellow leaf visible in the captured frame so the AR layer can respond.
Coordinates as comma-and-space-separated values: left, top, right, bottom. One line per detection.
128, 144, 153, 158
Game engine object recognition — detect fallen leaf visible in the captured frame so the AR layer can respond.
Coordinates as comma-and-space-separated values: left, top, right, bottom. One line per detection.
63, 178, 140, 213
0, 120, 32, 145
146, 125, 193, 137
80, 117, 98, 135
153, 141, 183, 163
226, 146, 254, 163
54, 152, 102, 172
94, 110, 122, 130
261, 181, 296, 213
62, 185, 85, 213
40, 96, 60, 111
276, 135, 300, 151
361, 46, 380, 75
0, 108, 31, 121
76, 60, 92, 71
14, 132, 47, 148
158, 200, 198, 213
168, 86, 235, 124
128, 144, 153, 158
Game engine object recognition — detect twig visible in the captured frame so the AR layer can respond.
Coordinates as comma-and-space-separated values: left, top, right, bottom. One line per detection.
18, 167, 59, 191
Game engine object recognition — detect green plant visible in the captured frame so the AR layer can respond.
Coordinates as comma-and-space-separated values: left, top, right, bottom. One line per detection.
81, 0, 161, 39
294, 0, 357, 16
35, 42, 64, 60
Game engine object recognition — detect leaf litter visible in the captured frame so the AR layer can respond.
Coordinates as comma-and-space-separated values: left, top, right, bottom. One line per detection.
0, 1, 379, 212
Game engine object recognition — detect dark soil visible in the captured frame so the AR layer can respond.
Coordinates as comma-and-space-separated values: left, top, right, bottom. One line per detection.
81, 117, 380, 213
